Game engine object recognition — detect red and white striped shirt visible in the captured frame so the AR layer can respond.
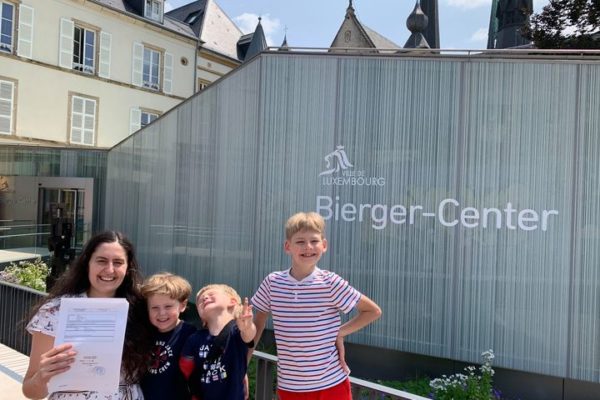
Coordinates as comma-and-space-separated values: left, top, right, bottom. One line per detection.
251, 267, 361, 392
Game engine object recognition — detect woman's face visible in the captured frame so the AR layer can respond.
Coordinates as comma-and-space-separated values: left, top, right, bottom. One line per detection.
87, 241, 128, 298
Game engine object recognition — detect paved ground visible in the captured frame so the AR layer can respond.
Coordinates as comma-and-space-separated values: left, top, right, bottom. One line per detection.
0, 248, 49, 265
0, 344, 32, 399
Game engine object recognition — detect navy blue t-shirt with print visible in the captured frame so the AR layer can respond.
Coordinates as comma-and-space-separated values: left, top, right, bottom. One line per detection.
181, 324, 251, 400
141, 321, 197, 400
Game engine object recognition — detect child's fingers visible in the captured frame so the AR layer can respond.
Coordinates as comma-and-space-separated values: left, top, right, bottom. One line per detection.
242, 297, 251, 314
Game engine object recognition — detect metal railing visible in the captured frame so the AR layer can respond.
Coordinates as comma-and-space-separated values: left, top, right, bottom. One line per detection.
252, 350, 429, 400
0, 221, 51, 262
264, 46, 600, 61
0, 282, 429, 400
0, 280, 45, 355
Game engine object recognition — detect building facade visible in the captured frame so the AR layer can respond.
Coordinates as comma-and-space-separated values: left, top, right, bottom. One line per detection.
166, 0, 267, 92
0, 0, 199, 148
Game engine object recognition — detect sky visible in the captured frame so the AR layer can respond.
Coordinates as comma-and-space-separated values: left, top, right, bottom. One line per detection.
165, 0, 549, 50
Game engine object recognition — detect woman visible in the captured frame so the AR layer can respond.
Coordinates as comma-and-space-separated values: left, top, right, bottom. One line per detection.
22, 231, 152, 399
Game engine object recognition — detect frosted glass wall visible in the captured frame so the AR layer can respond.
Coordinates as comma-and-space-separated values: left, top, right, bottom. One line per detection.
0, 146, 107, 230
105, 54, 600, 383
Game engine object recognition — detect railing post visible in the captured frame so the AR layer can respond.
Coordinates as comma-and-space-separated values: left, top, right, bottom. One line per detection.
351, 383, 362, 399
255, 357, 275, 400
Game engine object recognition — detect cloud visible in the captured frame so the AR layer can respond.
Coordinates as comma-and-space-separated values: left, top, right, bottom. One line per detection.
470, 28, 488, 42
164, 1, 174, 12
446, 0, 492, 9
234, 13, 281, 46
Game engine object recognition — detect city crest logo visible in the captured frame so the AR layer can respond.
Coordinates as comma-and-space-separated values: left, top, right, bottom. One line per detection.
319, 145, 385, 187
319, 145, 353, 176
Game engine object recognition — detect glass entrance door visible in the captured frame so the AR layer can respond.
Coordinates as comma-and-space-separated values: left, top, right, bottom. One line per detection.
38, 188, 86, 250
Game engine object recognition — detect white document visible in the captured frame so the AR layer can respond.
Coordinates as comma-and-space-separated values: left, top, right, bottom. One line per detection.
48, 297, 129, 394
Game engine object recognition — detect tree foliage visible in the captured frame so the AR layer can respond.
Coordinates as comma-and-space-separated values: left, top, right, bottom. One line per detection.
523, 0, 600, 48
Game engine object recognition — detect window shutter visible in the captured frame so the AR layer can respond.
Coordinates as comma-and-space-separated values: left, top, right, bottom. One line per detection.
98, 31, 112, 78
163, 52, 173, 94
59, 18, 74, 69
70, 96, 96, 145
83, 98, 96, 145
130, 108, 141, 134
132, 42, 144, 87
70, 97, 83, 143
17, 5, 34, 59
0, 81, 14, 134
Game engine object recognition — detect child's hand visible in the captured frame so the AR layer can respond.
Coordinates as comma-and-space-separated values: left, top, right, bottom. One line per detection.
236, 297, 254, 332
336, 336, 351, 374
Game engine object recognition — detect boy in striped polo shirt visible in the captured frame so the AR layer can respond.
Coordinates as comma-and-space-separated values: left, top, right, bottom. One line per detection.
251, 212, 382, 400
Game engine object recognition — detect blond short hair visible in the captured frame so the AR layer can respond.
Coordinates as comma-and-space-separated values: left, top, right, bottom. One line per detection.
285, 212, 326, 240
141, 272, 192, 302
196, 284, 241, 305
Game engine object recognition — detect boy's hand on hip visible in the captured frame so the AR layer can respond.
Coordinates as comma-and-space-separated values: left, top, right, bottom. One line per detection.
336, 336, 351, 374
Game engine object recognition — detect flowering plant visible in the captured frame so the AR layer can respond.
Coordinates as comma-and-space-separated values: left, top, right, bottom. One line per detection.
0, 258, 50, 292
430, 350, 501, 400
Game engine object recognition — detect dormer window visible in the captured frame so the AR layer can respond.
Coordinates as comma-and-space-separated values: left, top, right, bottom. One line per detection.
185, 11, 200, 24
144, 0, 163, 23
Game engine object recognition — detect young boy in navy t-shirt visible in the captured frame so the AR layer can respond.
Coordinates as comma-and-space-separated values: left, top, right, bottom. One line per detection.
251, 212, 382, 400
140, 273, 197, 400
179, 284, 256, 400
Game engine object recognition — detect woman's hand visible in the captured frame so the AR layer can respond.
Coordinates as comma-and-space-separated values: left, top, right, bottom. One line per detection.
23, 333, 77, 399
36, 343, 77, 382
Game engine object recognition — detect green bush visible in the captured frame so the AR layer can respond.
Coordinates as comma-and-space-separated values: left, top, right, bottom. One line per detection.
377, 376, 432, 397
0, 258, 50, 292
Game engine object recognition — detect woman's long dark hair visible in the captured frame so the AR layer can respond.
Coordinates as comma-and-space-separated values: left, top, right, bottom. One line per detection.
31, 231, 152, 383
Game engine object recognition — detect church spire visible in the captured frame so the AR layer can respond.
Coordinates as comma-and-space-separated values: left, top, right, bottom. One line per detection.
404, 0, 430, 49
243, 16, 267, 60
279, 28, 289, 52
420, 0, 439, 48
346, 0, 355, 17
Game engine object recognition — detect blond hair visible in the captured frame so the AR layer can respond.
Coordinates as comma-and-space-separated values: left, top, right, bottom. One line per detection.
285, 212, 326, 240
196, 284, 242, 305
141, 272, 192, 302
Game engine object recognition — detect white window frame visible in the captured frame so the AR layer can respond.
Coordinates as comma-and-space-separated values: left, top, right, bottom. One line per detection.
0, 1, 15, 53
72, 25, 96, 74
144, 0, 163, 22
130, 107, 160, 134
197, 78, 210, 92
69, 94, 97, 146
141, 110, 159, 128
132, 43, 171, 94
59, 19, 110, 78
142, 47, 161, 91
0, 78, 15, 135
